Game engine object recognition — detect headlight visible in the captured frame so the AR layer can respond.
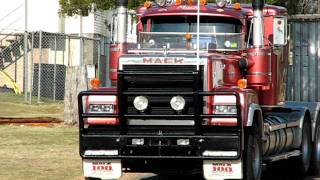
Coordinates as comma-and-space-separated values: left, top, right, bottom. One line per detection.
89, 104, 115, 113
133, 96, 149, 111
214, 105, 237, 114
170, 96, 186, 111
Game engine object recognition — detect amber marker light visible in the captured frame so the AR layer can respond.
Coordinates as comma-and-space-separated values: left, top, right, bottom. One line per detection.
91, 78, 101, 89
237, 78, 247, 89
187, 0, 193, 5
176, 0, 182, 5
144, 1, 152, 8
200, 0, 207, 6
234, 3, 241, 10
185, 33, 192, 40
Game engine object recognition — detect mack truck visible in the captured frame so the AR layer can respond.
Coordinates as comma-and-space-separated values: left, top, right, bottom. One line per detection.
78, 0, 320, 179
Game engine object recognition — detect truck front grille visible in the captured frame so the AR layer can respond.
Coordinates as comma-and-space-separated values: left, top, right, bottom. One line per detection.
119, 65, 202, 116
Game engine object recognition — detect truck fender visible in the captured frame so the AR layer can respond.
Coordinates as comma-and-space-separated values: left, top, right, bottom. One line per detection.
246, 103, 262, 127
246, 103, 264, 139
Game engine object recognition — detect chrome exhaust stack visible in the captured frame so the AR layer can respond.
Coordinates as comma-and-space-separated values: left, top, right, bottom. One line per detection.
117, 0, 128, 43
252, 0, 265, 48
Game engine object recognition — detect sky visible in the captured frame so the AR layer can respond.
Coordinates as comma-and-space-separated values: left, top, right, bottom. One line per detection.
0, 0, 60, 33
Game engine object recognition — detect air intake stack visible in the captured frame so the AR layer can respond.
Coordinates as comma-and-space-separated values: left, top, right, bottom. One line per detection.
109, 0, 129, 86
117, 0, 128, 43
252, 0, 265, 47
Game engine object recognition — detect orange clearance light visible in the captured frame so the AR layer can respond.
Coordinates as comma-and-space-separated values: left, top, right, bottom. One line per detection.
175, 0, 182, 5
144, 1, 152, 8
185, 33, 192, 40
91, 78, 101, 89
234, 3, 241, 10
187, 0, 193, 5
200, 0, 207, 6
237, 79, 247, 89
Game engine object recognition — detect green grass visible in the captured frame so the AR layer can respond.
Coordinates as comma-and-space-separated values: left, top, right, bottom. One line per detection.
0, 92, 64, 119
0, 125, 82, 180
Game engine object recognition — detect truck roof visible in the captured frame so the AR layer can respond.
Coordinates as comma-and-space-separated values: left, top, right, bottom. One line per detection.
138, 3, 287, 20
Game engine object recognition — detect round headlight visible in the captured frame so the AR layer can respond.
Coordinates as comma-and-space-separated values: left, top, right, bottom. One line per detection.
170, 96, 186, 111
216, 0, 227, 8
133, 96, 149, 111
155, 0, 167, 6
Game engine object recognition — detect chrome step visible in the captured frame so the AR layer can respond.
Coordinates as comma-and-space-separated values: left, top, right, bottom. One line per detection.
264, 150, 301, 162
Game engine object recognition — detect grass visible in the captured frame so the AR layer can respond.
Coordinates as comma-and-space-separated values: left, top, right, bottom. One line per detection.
0, 92, 64, 119
0, 125, 82, 180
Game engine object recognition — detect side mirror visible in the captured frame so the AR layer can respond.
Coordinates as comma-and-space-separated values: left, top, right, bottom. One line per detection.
273, 16, 288, 46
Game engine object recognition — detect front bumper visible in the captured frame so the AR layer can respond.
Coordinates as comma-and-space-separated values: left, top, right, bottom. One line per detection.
78, 90, 242, 161
81, 133, 241, 160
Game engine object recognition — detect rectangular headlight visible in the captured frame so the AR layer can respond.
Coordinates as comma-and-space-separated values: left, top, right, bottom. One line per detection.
214, 105, 237, 115
89, 104, 115, 113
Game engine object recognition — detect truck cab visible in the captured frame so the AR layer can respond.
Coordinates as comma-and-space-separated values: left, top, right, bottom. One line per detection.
78, 1, 320, 179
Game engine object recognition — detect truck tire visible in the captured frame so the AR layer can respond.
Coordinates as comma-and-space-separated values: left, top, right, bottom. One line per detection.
290, 119, 312, 177
310, 120, 320, 175
243, 124, 262, 180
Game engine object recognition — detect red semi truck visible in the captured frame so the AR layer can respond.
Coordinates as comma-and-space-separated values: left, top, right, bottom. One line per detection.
78, 0, 320, 179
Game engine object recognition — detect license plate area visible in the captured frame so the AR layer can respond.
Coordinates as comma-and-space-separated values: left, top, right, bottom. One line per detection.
203, 160, 242, 180
83, 159, 122, 179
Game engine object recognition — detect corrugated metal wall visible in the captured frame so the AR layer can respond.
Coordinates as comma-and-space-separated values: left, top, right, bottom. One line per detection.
286, 15, 320, 102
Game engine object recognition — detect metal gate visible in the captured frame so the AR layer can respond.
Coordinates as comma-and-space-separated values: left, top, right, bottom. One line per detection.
287, 15, 320, 102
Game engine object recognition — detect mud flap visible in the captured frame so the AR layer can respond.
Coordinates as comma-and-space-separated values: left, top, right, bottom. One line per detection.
83, 159, 122, 179
203, 160, 242, 180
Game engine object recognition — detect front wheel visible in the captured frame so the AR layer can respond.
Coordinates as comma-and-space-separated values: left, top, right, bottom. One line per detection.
243, 125, 262, 180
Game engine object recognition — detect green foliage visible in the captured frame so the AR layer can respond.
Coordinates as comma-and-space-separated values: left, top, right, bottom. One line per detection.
59, 0, 116, 16
236, 0, 284, 4
59, 0, 298, 16
59, 0, 150, 16
128, 0, 145, 9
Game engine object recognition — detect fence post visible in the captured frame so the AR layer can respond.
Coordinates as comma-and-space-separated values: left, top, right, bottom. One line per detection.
37, 31, 42, 103
97, 39, 101, 79
80, 37, 84, 66
24, 31, 28, 103
68, 36, 71, 66
28, 32, 34, 104
53, 34, 57, 102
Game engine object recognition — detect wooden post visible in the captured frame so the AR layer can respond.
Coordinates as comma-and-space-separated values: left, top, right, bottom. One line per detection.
64, 66, 87, 124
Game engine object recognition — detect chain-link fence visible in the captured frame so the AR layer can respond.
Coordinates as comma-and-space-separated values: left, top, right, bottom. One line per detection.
0, 31, 104, 121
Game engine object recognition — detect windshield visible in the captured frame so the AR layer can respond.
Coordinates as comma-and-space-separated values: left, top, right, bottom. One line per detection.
136, 16, 244, 52
150, 16, 241, 33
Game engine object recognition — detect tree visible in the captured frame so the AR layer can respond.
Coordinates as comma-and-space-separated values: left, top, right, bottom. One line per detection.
59, 0, 309, 16
59, 0, 116, 16
59, 0, 147, 16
